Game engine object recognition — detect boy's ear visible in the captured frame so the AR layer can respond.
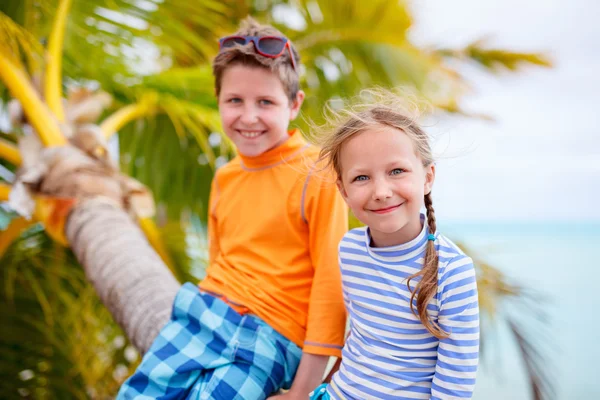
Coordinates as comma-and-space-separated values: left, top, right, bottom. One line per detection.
289, 90, 305, 121
424, 164, 436, 195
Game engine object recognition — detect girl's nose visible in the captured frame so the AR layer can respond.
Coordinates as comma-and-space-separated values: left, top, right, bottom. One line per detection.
372, 179, 393, 201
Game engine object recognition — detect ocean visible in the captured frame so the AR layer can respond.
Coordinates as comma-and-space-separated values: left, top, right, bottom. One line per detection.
441, 221, 600, 400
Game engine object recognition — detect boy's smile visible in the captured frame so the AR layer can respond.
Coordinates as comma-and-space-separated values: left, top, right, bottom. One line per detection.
218, 64, 304, 157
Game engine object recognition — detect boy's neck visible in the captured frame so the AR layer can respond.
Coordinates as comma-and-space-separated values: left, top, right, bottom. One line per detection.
238, 129, 307, 170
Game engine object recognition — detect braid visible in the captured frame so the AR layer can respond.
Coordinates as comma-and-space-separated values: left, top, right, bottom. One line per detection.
425, 193, 436, 235
406, 192, 448, 339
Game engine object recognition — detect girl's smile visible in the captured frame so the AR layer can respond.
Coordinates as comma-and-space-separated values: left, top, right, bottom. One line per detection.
368, 202, 404, 214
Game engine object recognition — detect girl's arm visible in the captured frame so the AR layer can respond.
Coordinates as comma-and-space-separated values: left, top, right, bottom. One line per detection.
431, 255, 480, 400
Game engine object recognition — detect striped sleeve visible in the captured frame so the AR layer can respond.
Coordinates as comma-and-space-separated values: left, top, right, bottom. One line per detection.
431, 255, 479, 400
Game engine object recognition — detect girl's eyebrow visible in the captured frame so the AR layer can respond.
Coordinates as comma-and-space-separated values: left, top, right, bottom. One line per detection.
386, 159, 411, 168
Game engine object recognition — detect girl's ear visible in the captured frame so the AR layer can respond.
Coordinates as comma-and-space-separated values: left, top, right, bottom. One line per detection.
424, 164, 435, 195
336, 179, 349, 201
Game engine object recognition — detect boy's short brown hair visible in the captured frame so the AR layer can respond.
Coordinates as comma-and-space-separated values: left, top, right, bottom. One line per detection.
213, 17, 301, 102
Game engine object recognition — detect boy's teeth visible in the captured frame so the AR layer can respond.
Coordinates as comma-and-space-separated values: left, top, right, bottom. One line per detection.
239, 131, 262, 138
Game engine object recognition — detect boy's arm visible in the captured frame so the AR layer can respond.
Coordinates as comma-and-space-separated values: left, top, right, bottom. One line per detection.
268, 353, 329, 399
207, 175, 220, 264
302, 172, 348, 358
270, 170, 348, 399
431, 256, 480, 400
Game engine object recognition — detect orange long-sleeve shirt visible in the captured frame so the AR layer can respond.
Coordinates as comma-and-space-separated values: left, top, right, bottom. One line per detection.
200, 130, 348, 357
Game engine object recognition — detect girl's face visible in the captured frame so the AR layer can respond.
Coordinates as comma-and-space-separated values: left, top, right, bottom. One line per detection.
337, 126, 435, 247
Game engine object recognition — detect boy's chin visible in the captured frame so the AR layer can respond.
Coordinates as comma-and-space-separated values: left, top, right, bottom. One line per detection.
235, 142, 269, 157
236, 137, 288, 157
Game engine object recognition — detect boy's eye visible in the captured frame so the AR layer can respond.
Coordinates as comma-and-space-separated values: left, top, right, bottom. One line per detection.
259, 99, 273, 106
228, 98, 242, 103
390, 168, 405, 175
353, 175, 369, 182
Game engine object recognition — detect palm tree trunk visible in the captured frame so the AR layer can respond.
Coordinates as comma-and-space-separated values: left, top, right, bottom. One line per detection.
66, 198, 180, 354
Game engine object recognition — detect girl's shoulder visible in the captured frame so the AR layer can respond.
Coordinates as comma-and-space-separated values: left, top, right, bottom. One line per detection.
434, 233, 476, 285
339, 227, 369, 249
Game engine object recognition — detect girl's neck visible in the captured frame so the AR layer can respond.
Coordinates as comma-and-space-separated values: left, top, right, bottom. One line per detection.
369, 217, 425, 248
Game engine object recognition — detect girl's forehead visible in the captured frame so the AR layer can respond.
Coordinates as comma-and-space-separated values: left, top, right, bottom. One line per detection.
341, 126, 418, 156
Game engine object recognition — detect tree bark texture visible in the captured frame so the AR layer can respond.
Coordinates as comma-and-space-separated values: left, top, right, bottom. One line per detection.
66, 198, 180, 354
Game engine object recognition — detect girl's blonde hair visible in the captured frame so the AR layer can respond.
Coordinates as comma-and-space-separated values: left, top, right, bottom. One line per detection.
316, 89, 448, 339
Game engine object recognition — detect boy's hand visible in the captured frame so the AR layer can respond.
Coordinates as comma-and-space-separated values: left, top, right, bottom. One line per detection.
268, 353, 330, 399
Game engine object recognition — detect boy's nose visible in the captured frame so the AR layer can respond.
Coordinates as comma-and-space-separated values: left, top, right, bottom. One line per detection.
240, 105, 259, 125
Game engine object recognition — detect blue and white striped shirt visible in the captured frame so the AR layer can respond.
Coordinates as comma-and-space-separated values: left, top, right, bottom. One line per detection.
329, 220, 479, 399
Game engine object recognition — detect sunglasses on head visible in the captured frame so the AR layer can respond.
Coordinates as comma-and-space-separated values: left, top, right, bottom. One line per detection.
218, 35, 297, 71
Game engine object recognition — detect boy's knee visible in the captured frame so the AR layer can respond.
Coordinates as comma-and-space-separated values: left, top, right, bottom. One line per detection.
198, 363, 275, 400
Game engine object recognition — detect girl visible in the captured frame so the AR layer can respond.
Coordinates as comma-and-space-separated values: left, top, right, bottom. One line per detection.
311, 94, 479, 400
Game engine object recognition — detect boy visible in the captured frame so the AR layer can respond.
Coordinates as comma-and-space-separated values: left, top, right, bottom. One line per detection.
118, 17, 348, 399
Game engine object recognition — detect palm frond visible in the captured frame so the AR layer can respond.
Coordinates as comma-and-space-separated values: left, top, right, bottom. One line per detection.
437, 39, 553, 72
0, 209, 139, 398
117, 113, 218, 221
44, 0, 72, 122
0, 10, 44, 70
0, 138, 21, 166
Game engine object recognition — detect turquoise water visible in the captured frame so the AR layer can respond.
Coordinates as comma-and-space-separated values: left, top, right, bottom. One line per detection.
441, 221, 600, 400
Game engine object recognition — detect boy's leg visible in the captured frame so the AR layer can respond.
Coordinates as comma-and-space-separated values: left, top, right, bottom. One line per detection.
190, 314, 302, 400
189, 363, 275, 400
117, 283, 247, 399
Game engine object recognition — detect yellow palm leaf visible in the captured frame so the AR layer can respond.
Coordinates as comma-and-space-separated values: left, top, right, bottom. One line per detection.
0, 55, 66, 147
44, 0, 73, 122
0, 182, 11, 202
0, 138, 21, 166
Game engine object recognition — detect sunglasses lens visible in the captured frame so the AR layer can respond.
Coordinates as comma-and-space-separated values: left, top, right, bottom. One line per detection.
258, 37, 286, 55
221, 37, 246, 48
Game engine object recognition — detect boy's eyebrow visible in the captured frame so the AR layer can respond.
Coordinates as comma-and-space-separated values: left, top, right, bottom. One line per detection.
220, 91, 275, 99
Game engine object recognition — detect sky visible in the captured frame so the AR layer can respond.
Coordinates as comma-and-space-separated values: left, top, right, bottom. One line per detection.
409, 0, 600, 222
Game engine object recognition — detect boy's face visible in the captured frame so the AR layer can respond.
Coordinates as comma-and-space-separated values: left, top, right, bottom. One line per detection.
218, 64, 304, 157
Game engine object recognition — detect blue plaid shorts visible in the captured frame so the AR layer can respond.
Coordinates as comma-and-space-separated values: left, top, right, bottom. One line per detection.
117, 283, 302, 399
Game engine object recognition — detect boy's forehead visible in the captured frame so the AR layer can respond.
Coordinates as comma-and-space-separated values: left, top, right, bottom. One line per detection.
220, 64, 288, 97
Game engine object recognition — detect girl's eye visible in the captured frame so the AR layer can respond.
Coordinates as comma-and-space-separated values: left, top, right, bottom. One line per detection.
228, 98, 242, 104
390, 168, 405, 176
353, 175, 369, 182
259, 99, 273, 106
